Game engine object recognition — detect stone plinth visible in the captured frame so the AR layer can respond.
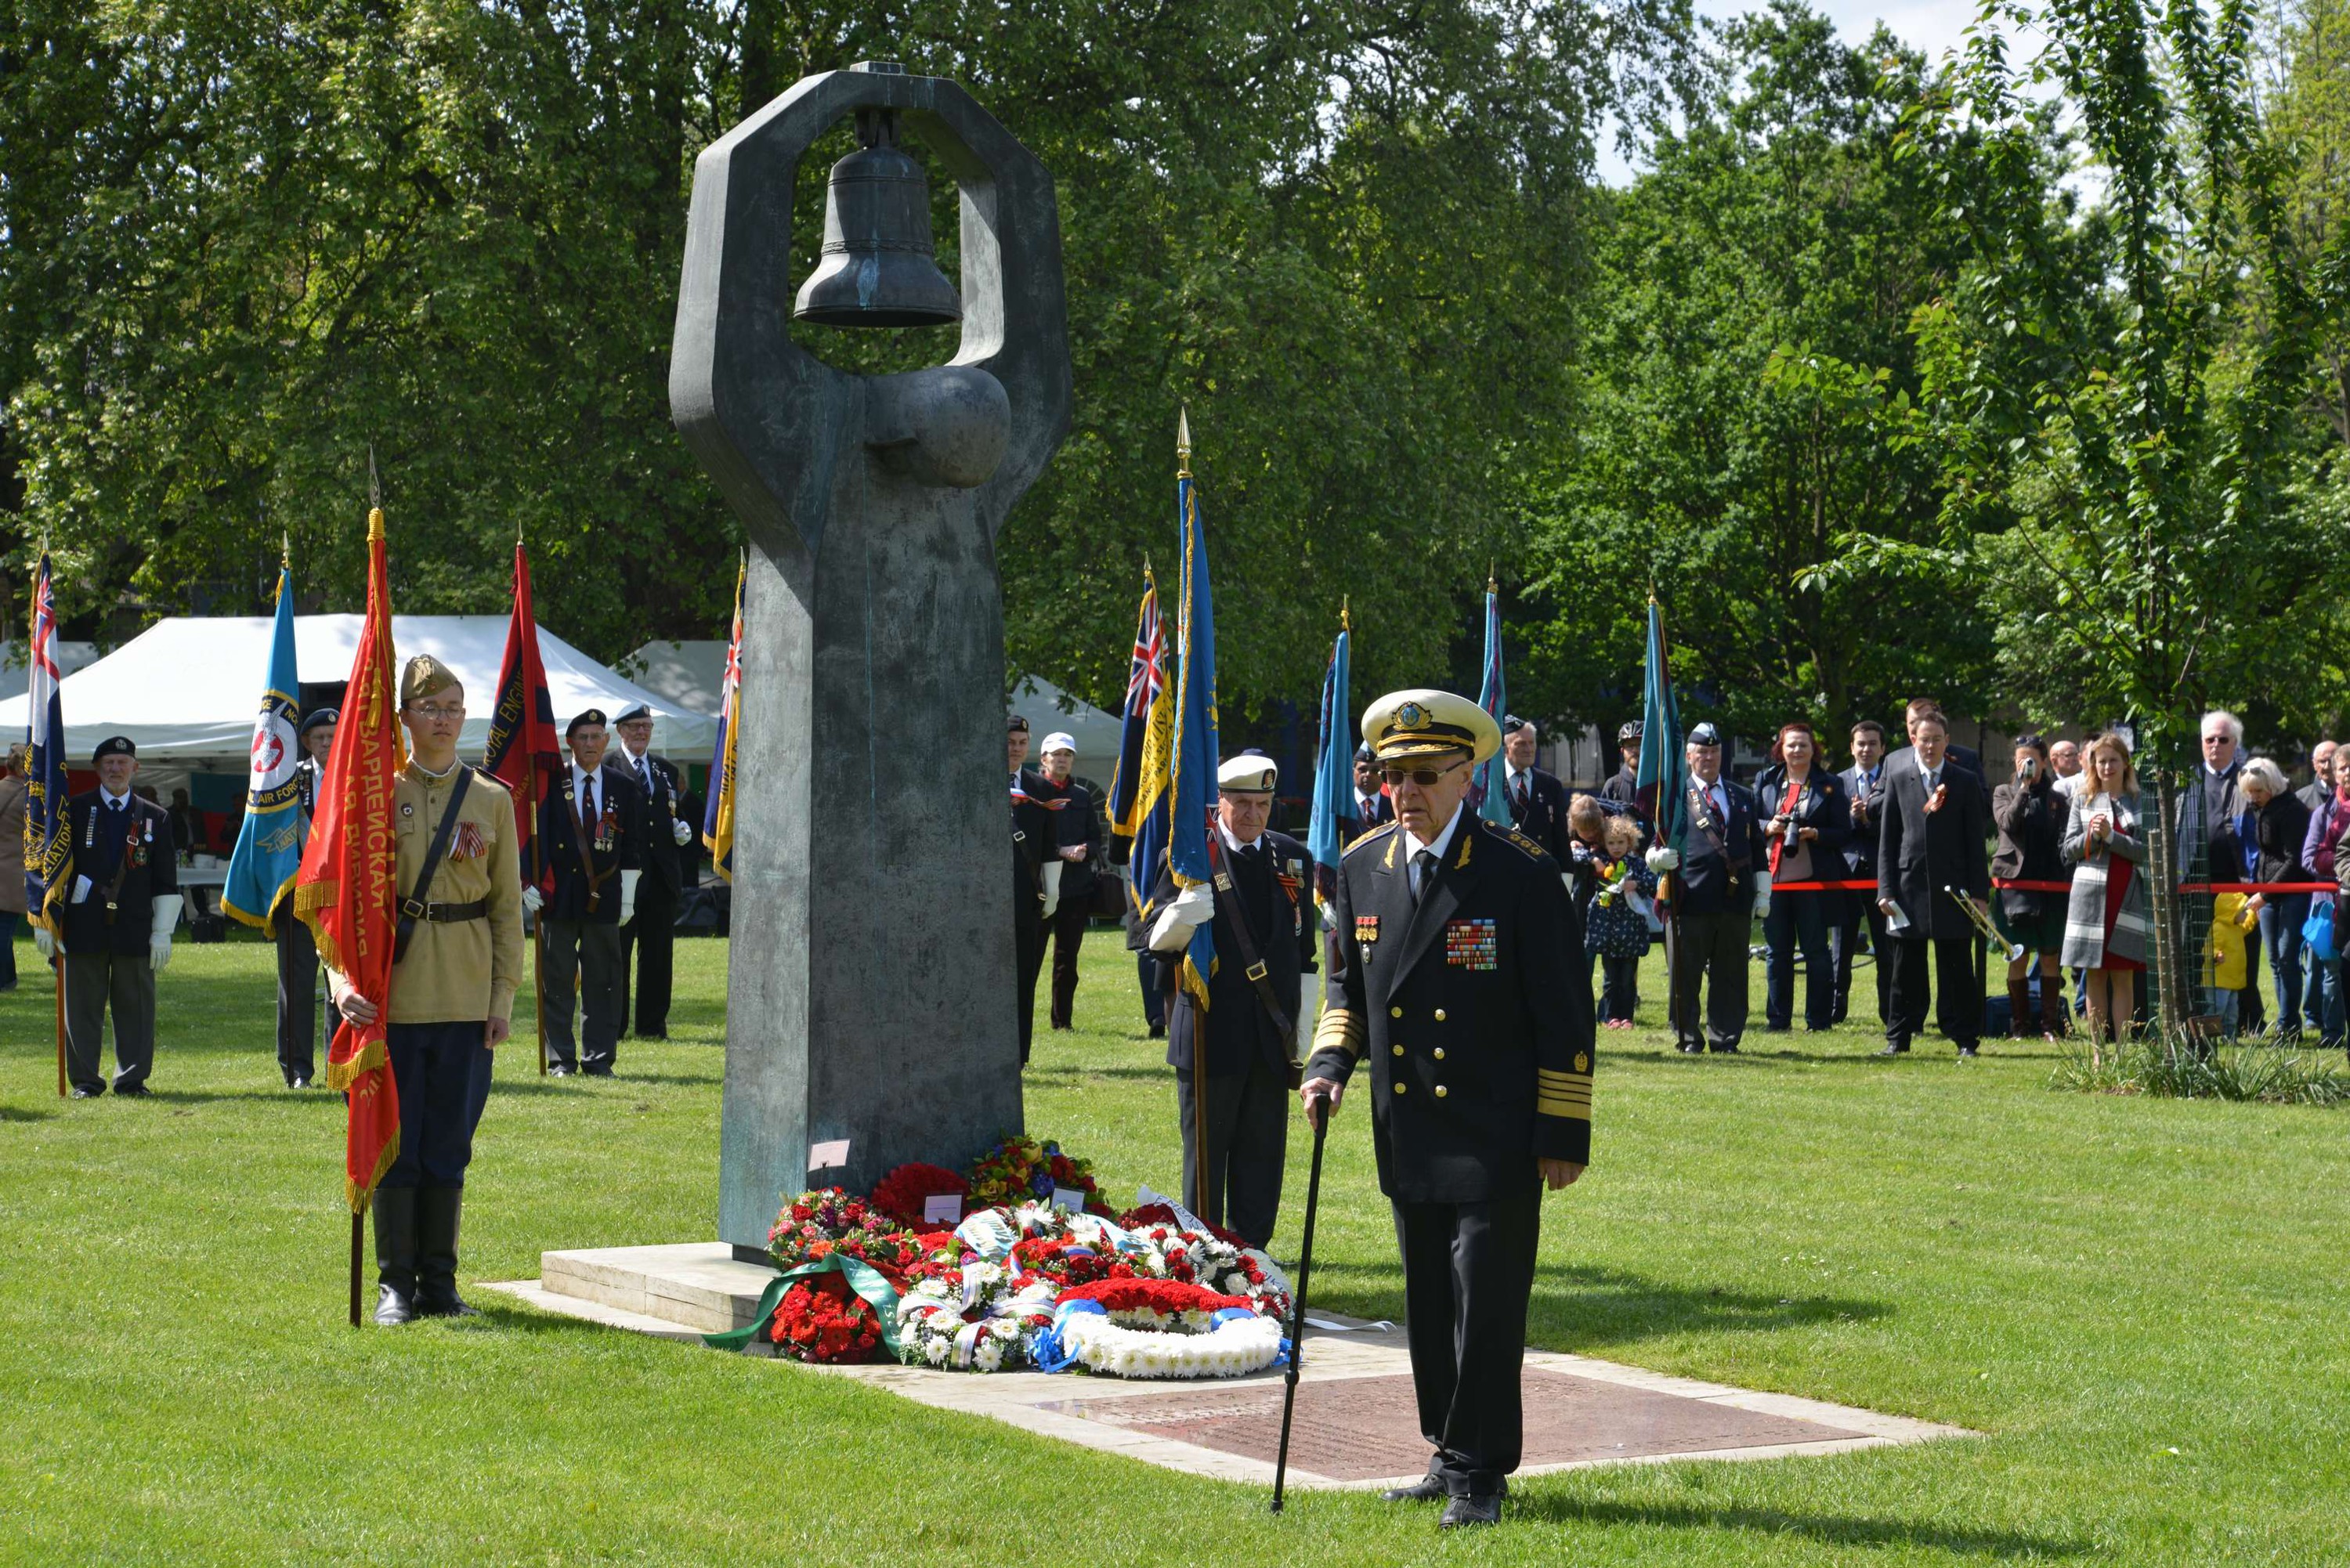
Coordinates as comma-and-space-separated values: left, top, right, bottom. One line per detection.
486, 1245, 1975, 1489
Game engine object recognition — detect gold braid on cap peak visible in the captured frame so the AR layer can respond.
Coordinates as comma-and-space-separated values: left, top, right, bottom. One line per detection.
1314, 1006, 1365, 1062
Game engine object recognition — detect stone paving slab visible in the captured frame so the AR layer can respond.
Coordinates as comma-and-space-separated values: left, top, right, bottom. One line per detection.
485, 1242, 1975, 1490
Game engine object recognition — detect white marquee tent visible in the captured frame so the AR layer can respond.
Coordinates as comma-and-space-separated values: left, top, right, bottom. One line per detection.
626, 641, 1125, 780
0, 616, 718, 764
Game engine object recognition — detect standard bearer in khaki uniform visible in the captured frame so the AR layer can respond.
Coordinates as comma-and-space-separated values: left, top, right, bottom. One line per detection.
327, 654, 526, 1324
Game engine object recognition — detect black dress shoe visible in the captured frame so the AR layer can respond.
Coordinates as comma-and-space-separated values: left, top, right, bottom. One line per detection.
1677, 1042, 1703, 1054
1878, 1042, 1910, 1056
584, 1065, 615, 1078
70, 1085, 102, 1099
1438, 1495, 1501, 1529
113, 1082, 153, 1097
548, 1064, 575, 1077
1379, 1476, 1447, 1504
1147, 1024, 1166, 1039
1708, 1042, 1739, 1054
1957, 1045, 1980, 1058
374, 1283, 415, 1326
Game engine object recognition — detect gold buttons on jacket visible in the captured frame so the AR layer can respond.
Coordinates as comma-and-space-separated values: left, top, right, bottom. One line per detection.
1390, 1006, 1403, 1018
1434, 1008, 1448, 1021
1392, 1044, 1405, 1057
1434, 1085, 1448, 1098
1394, 1082, 1406, 1095
1434, 1048, 1446, 1060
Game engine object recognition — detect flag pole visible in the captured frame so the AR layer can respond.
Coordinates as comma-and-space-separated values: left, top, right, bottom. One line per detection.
534, 828, 548, 1075
53, 955, 66, 1097
1176, 408, 1213, 1224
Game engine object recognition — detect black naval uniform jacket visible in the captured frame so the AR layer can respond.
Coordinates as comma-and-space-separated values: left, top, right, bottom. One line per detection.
1876, 761, 1990, 941
1153, 829, 1318, 1078
1306, 813, 1594, 1203
59, 791, 179, 956
537, 763, 647, 925
615, 749, 689, 903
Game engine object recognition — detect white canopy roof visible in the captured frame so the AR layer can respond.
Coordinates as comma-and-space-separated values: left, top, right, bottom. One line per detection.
0, 616, 718, 763
627, 641, 1125, 779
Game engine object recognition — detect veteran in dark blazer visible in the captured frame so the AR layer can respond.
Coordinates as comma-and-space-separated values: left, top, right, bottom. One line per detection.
1302, 688, 1594, 1532
40, 736, 180, 1097
1665, 722, 1766, 1054
1143, 752, 1318, 1249
1495, 715, 1573, 862
1875, 710, 1991, 1057
609, 703, 692, 1039
532, 709, 646, 1076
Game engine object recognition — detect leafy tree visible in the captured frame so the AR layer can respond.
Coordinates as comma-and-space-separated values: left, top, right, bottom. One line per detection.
1513, 2, 1986, 750
1888, 0, 2344, 1029
2, 0, 1691, 715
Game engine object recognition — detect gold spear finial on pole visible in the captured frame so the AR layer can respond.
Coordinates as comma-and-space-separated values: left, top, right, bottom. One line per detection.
367, 446, 384, 539
281, 531, 291, 570
1340, 595, 1350, 632
1176, 406, 1192, 480
1488, 562, 1498, 594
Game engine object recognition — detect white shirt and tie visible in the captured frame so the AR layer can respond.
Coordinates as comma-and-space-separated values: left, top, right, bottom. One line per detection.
570, 761, 602, 826
1405, 804, 1466, 899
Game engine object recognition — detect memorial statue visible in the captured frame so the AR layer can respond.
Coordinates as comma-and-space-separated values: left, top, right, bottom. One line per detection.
670, 60, 1072, 1252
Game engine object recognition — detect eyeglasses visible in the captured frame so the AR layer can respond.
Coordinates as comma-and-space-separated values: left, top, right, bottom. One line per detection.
407, 703, 465, 721
1382, 760, 1468, 788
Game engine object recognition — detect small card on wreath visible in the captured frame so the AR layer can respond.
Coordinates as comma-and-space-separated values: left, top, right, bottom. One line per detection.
808, 1139, 851, 1171
1050, 1184, 1085, 1213
923, 1193, 962, 1226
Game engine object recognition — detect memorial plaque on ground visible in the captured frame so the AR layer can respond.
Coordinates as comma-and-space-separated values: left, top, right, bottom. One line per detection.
1040, 1371, 1869, 1482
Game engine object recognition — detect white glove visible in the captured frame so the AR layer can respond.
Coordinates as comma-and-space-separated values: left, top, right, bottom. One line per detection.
150, 893, 183, 973
671, 818, 692, 846
1148, 884, 1215, 952
34, 925, 54, 959
522, 886, 544, 916
1039, 862, 1063, 920
1645, 845, 1680, 872
620, 868, 641, 927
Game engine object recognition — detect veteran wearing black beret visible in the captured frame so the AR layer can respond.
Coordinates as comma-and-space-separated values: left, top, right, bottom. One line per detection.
37, 737, 180, 1097
1301, 689, 1595, 1530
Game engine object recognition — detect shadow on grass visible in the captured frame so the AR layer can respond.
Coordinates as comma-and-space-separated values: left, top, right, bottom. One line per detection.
490, 1071, 720, 1094
1307, 1259, 1889, 1349
0, 1102, 58, 1122
1511, 1495, 2087, 1560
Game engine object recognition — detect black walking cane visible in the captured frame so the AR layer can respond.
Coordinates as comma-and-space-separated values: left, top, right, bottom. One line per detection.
1271, 1089, 1331, 1514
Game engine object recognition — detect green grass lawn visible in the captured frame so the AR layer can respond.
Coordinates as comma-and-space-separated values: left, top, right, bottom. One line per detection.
3, 928, 2345, 1565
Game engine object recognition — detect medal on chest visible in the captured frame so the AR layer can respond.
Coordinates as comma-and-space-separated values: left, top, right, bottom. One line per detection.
1444, 918, 1498, 970
1355, 913, 1379, 961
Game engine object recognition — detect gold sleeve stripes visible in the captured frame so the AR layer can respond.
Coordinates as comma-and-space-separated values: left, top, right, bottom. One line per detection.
1314, 1006, 1365, 1062
1537, 1068, 1593, 1121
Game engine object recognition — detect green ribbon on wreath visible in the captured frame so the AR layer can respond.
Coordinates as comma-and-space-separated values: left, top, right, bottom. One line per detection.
702, 1252, 903, 1357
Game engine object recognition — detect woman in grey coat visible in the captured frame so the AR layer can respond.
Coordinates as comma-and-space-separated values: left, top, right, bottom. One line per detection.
2061, 731, 2150, 1063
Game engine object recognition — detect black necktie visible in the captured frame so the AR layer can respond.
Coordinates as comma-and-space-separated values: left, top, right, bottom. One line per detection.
582, 775, 595, 828
1413, 850, 1437, 904
1514, 775, 1530, 816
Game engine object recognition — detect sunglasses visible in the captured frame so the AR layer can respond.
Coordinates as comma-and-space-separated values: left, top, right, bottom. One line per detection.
1382, 760, 1468, 788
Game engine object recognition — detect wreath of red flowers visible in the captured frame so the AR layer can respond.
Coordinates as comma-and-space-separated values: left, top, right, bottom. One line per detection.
1055, 1278, 1256, 1316
868, 1162, 972, 1230
1010, 1236, 1141, 1289
1117, 1202, 1252, 1250
768, 1274, 884, 1364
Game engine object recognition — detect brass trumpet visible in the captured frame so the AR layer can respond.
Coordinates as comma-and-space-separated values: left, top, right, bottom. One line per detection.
1945, 883, 2025, 962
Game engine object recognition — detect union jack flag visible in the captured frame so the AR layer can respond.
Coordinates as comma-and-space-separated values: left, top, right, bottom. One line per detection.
1107, 571, 1174, 919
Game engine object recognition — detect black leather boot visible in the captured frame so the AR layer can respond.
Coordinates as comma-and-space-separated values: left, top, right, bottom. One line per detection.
373, 1187, 418, 1326
415, 1187, 479, 1318
2006, 979, 2032, 1039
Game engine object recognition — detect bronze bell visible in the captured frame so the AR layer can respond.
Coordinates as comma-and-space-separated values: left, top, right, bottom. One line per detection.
793, 107, 962, 329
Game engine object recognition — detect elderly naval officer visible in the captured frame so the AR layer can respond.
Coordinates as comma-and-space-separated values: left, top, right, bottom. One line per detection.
1143, 750, 1318, 1248
326, 656, 526, 1322
1301, 690, 1595, 1530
